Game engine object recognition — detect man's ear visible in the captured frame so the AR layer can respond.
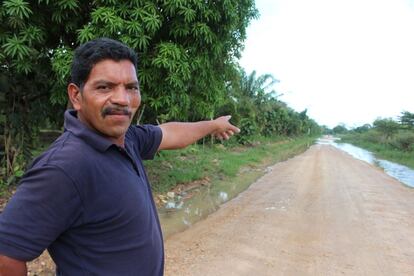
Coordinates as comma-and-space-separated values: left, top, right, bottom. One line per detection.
67, 83, 82, 110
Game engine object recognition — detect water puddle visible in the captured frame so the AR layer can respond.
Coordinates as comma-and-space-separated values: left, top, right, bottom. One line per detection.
317, 137, 414, 188
158, 168, 263, 238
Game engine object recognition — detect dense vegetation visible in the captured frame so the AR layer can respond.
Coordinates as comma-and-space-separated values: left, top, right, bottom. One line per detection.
146, 136, 316, 194
1, 0, 321, 187
339, 111, 414, 168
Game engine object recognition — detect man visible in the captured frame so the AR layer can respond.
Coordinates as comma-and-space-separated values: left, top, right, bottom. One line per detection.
0, 38, 239, 275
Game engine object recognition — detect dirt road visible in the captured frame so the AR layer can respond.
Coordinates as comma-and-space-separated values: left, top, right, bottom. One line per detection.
165, 144, 414, 275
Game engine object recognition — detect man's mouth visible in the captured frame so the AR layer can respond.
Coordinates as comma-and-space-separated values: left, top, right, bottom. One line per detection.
102, 106, 132, 118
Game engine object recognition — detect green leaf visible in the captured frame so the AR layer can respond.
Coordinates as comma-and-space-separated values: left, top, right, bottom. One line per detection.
6, 15, 25, 28
91, 7, 117, 25
51, 9, 64, 23
14, 169, 24, 178
11, 58, 32, 74
3, 0, 32, 19
77, 24, 95, 43
56, 0, 79, 10
19, 25, 45, 45
139, 9, 162, 34
51, 46, 73, 84
125, 20, 143, 36
180, 7, 196, 23
2, 35, 30, 60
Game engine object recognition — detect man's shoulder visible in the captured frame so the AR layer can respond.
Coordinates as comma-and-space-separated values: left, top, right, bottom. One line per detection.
126, 124, 159, 136
126, 124, 162, 160
30, 131, 96, 172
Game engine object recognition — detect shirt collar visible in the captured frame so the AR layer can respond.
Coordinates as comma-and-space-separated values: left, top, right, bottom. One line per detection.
64, 109, 114, 152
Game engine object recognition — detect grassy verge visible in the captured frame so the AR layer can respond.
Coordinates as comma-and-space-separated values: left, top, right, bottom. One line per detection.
145, 135, 316, 194
0, 135, 316, 206
340, 135, 414, 169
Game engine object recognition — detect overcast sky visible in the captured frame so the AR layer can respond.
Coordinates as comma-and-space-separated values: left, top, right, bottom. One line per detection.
240, 0, 414, 128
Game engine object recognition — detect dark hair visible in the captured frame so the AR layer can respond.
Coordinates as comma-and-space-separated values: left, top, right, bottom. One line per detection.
70, 38, 138, 88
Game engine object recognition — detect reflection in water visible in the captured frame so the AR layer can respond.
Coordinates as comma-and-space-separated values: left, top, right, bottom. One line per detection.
159, 171, 262, 238
333, 143, 376, 164
317, 137, 414, 188
218, 191, 229, 202
377, 160, 414, 188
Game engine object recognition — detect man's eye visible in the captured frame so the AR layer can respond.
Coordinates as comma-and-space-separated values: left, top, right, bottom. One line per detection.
97, 85, 110, 90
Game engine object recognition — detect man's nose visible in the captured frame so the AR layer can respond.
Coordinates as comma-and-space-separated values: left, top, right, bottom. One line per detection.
110, 86, 129, 106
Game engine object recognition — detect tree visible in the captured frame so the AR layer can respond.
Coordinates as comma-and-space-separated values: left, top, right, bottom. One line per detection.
230, 69, 280, 137
373, 118, 400, 139
353, 124, 371, 133
332, 124, 348, 134
223, 68, 321, 140
1, 0, 90, 181
399, 111, 414, 129
1, 0, 258, 181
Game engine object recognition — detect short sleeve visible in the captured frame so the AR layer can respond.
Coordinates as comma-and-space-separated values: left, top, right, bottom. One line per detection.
126, 125, 162, 160
0, 165, 82, 261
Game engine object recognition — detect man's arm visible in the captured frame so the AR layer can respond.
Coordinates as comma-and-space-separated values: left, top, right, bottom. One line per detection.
0, 255, 27, 276
158, 115, 240, 150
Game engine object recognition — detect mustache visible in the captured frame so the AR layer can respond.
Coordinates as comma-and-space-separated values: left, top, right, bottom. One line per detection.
101, 106, 132, 118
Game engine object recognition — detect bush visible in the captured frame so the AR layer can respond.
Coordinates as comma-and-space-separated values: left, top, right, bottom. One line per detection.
365, 131, 385, 144
236, 118, 258, 144
389, 132, 414, 151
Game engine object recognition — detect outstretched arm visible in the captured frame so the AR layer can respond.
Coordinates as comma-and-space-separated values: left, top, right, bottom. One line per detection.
0, 255, 26, 276
158, 115, 240, 150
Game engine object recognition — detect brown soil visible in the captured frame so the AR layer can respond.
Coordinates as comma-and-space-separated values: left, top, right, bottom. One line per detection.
164, 144, 414, 275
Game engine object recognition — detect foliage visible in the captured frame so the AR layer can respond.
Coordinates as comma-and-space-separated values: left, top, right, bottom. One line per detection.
399, 111, 414, 129
389, 131, 414, 152
236, 118, 258, 144
1, 0, 322, 185
353, 124, 371, 133
223, 69, 321, 141
342, 111, 414, 168
332, 124, 348, 134
1, 0, 91, 182
341, 132, 414, 169
145, 136, 316, 194
373, 118, 400, 140
1, 0, 258, 182
71, 0, 259, 122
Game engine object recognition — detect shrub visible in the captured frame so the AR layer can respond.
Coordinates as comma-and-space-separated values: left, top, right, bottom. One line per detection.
236, 118, 258, 144
389, 132, 414, 152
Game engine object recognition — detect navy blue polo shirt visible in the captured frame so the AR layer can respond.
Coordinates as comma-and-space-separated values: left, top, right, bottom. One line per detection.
0, 110, 164, 275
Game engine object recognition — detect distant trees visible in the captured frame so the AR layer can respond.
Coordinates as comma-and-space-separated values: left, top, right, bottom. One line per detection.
221, 69, 321, 144
344, 112, 414, 153
399, 111, 414, 129
332, 124, 347, 134
373, 118, 400, 140
353, 124, 371, 133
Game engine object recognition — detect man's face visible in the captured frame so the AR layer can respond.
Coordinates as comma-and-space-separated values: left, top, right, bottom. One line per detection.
71, 59, 141, 145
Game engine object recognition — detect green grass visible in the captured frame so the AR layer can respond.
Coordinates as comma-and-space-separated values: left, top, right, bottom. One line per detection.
145, 135, 316, 194
1, 135, 316, 199
341, 135, 414, 169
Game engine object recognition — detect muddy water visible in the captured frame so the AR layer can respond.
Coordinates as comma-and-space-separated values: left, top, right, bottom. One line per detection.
317, 137, 414, 188
158, 169, 264, 238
